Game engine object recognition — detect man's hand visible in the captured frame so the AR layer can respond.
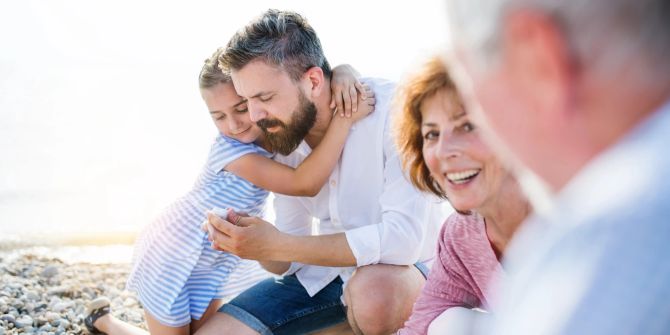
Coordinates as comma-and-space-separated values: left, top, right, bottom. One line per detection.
204, 210, 283, 261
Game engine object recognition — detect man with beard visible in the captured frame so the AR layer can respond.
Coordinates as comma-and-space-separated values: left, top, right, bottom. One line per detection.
196, 9, 446, 335
442, 0, 670, 334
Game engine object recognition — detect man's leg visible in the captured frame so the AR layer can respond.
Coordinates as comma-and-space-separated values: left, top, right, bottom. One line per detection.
344, 264, 426, 335
311, 321, 353, 335
196, 275, 346, 335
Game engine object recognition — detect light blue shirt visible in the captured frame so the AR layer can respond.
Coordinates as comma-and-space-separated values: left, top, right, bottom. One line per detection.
490, 99, 670, 334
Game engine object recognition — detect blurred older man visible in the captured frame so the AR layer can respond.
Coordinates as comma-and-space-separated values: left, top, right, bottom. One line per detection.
444, 0, 670, 334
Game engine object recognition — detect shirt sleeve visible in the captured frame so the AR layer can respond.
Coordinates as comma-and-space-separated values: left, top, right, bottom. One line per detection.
398, 219, 483, 335
344, 108, 435, 266
207, 135, 270, 173
273, 192, 313, 275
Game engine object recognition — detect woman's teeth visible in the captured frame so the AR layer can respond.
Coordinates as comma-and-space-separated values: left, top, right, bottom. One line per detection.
446, 169, 480, 184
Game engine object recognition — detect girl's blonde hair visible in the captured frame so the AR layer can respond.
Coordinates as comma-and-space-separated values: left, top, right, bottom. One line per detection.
199, 47, 232, 89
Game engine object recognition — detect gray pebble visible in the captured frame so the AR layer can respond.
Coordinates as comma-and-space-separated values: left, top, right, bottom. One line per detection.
51, 301, 71, 313
25, 290, 40, 301
45, 311, 60, 322
0, 314, 15, 324
41, 265, 59, 278
57, 319, 70, 329
15, 315, 33, 328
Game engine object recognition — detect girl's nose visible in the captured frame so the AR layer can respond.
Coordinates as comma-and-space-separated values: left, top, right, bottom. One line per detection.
228, 117, 242, 133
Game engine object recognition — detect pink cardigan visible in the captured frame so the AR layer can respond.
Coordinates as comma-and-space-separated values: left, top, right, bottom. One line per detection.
399, 212, 502, 335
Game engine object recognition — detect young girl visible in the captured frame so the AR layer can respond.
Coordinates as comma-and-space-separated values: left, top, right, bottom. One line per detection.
84, 47, 375, 335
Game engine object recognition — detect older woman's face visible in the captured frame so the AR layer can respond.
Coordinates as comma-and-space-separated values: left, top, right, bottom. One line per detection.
421, 89, 507, 212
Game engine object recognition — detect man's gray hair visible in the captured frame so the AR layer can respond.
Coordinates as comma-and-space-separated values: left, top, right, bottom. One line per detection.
448, 0, 670, 80
219, 9, 332, 82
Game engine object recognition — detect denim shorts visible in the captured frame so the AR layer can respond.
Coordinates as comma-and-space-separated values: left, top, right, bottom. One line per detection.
219, 263, 429, 335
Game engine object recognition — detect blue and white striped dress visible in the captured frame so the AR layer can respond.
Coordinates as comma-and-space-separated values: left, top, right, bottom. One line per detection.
126, 135, 272, 327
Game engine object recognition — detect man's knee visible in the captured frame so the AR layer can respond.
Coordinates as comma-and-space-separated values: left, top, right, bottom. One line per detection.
345, 264, 424, 334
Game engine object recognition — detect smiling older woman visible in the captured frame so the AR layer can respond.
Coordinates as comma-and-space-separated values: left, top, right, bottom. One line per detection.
393, 56, 531, 335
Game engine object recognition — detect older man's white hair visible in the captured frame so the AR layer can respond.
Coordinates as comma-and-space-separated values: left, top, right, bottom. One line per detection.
447, 0, 670, 85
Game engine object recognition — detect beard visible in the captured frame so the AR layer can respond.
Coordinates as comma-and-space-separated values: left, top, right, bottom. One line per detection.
256, 90, 317, 155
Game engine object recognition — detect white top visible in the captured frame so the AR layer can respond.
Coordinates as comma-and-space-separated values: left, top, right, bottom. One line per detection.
488, 99, 670, 335
272, 78, 449, 297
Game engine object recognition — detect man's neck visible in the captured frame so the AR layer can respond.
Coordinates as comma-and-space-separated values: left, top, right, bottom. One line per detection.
537, 62, 670, 193
304, 82, 334, 149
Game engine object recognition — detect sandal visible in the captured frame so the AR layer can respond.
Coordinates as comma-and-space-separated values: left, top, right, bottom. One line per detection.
84, 296, 111, 335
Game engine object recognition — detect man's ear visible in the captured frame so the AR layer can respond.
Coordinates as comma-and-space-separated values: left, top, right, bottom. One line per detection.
303, 66, 326, 98
503, 10, 576, 122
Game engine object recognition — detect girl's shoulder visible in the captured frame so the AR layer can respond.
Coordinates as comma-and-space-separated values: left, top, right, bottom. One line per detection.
206, 134, 271, 173
211, 134, 270, 156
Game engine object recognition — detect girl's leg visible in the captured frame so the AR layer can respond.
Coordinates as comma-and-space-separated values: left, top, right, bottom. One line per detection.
144, 311, 191, 335
94, 314, 149, 335
190, 299, 225, 333
95, 299, 224, 335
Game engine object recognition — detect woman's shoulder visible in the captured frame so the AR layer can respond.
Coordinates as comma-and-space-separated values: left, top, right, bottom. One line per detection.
443, 212, 485, 233
441, 212, 488, 248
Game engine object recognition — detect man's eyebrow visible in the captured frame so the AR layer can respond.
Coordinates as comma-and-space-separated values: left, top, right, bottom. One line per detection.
248, 91, 273, 99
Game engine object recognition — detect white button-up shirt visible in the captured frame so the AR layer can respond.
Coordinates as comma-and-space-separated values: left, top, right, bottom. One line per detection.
273, 78, 449, 297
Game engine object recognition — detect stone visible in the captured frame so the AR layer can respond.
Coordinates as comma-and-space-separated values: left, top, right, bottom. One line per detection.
15, 315, 33, 328
0, 314, 15, 324
57, 319, 70, 329
51, 302, 70, 313
41, 266, 59, 278
25, 290, 40, 301
45, 312, 60, 322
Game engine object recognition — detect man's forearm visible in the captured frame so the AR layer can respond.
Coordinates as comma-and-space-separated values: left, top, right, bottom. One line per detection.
274, 232, 357, 267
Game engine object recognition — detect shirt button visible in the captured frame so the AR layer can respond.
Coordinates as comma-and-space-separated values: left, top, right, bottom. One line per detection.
330, 180, 336, 187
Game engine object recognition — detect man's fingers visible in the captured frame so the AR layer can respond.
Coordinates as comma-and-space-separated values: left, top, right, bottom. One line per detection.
235, 216, 257, 228
207, 212, 236, 235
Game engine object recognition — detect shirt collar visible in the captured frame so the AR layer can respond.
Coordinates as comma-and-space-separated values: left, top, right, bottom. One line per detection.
547, 99, 670, 226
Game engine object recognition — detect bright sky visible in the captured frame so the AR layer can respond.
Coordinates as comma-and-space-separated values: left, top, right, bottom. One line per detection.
0, 1, 450, 241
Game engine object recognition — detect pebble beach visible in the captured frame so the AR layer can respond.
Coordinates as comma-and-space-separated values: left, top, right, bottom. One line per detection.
0, 245, 146, 334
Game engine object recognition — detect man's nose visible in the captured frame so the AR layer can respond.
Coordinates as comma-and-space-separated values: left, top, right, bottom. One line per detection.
247, 101, 268, 123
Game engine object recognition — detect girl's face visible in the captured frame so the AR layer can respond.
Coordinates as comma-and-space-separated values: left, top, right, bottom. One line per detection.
201, 83, 263, 144
421, 89, 510, 212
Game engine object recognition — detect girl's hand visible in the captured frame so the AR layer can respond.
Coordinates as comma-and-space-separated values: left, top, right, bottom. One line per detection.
330, 64, 367, 118
345, 84, 376, 123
